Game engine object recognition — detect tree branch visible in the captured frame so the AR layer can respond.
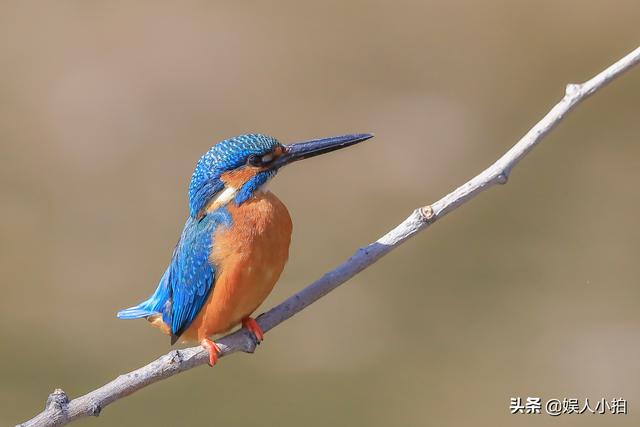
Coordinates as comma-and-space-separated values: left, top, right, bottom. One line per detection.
18, 46, 640, 427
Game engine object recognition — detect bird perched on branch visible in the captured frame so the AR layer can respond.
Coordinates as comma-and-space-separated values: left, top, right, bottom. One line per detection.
117, 133, 372, 365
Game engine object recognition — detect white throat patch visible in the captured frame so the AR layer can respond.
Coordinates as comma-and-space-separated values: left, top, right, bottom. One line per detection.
207, 177, 272, 212
208, 186, 237, 211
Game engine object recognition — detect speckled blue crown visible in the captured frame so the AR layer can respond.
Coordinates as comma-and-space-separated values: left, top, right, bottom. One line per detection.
188, 134, 281, 217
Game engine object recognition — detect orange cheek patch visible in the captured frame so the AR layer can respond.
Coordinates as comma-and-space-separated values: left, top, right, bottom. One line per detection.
220, 166, 261, 188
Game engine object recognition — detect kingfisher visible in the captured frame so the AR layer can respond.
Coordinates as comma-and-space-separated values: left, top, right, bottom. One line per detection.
117, 133, 372, 366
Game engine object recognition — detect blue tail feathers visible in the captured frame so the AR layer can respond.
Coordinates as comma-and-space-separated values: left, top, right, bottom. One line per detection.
117, 266, 171, 320
117, 306, 157, 319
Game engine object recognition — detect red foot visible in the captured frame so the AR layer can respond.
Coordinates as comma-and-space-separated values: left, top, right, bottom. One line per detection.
201, 338, 221, 367
242, 317, 264, 342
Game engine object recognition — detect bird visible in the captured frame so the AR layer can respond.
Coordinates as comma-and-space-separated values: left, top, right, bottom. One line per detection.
117, 132, 373, 366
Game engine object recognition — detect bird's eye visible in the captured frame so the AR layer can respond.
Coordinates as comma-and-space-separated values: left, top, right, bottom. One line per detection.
247, 153, 275, 167
247, 154, 262, 166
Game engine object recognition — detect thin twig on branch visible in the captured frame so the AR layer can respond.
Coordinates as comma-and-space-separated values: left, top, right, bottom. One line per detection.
18, 46, 640, 427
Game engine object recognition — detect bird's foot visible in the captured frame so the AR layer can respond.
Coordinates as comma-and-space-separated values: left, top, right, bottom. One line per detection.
242, 317, 264, 342
200, 338, 221, 367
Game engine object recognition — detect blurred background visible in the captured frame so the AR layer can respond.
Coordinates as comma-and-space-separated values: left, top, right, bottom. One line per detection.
1, 1, 639, 426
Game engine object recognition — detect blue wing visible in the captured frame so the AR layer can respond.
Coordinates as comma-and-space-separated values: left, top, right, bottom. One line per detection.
117, 207, 232, 340
168, 208, 231, 336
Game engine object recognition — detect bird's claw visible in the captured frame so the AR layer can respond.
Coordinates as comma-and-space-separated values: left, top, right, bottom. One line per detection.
201, 338, 221, 367
242, 317, 264, 343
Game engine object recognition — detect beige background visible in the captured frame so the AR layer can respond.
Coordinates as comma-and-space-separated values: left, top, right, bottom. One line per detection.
2, 1, 640, 426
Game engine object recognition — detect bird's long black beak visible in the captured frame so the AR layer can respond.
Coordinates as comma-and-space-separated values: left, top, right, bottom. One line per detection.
273, 133, 373, 168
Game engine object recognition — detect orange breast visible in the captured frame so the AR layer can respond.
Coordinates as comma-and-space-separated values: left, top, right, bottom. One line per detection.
179, 190, 292, 342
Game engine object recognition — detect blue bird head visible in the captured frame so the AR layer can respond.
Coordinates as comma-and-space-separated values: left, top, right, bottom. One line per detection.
188, 133, 373, 218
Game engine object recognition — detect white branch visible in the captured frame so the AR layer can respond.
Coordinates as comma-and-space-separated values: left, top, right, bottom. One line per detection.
18, 46, 640, 427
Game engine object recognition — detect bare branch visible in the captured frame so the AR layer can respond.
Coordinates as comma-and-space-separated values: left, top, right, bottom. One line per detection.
18, 46, 640, 427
